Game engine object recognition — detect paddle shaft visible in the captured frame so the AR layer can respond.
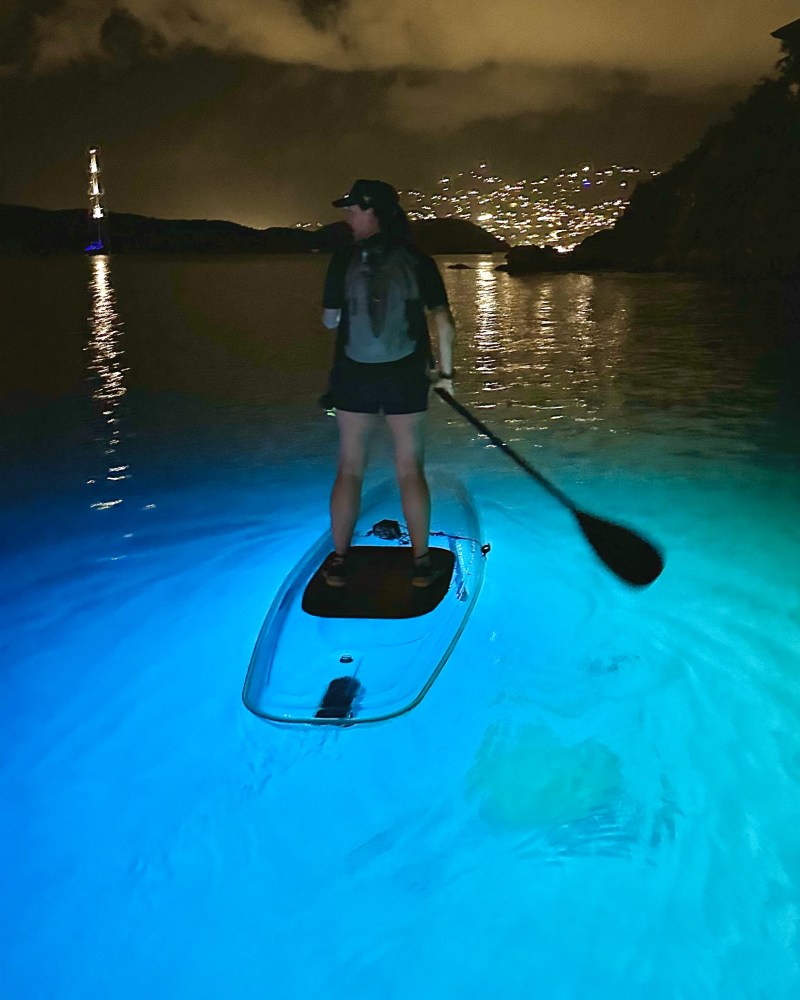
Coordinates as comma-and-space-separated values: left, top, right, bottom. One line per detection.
434, 387, 665, 587
434, 388, 576, 512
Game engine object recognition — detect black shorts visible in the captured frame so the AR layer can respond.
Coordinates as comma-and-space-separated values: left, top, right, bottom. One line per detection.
329, 354, 430, 415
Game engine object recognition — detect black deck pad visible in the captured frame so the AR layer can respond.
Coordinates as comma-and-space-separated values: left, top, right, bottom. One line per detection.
302, 546, 455, 620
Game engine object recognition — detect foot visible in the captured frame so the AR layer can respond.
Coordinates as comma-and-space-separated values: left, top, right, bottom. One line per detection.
322, 551, 348, 588
411, 550, 446, 589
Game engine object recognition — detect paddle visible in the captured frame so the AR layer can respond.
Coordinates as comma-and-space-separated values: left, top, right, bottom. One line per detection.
434, 388, 664, 587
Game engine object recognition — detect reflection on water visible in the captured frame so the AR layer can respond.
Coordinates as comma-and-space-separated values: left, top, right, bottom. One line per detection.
459, 268, 633, 436
446, 267, 791, 462
474, 257, 503, 347
85, 255, 131, 512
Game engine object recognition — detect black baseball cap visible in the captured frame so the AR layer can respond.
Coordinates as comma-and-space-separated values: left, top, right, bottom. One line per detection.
332, 179, 400, 214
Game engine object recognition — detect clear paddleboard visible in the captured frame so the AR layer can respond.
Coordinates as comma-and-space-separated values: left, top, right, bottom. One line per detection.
242, 473, 488, 726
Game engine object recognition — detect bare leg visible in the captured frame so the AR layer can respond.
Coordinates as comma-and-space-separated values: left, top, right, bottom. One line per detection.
331, 410, 377, 554
386, 411, 430, 558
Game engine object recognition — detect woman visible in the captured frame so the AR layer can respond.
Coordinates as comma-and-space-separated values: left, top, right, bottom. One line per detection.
321, 178, 456, 588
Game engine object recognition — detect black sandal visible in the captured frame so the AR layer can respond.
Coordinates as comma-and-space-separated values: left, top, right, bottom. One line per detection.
411, 551, 445, 589
322, 552, 348, 588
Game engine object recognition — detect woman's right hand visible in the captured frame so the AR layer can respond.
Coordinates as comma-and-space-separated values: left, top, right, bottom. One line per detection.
431, 376, 454, 396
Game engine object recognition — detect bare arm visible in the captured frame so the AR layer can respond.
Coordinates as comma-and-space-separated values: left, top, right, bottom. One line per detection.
429, 305, 456, 389
322, 308, 341, 330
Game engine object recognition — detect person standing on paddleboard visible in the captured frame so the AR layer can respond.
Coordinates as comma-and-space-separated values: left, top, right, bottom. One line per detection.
321, 178, 456, 589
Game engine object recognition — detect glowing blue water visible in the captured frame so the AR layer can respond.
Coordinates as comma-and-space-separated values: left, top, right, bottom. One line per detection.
2, 257, 799, 998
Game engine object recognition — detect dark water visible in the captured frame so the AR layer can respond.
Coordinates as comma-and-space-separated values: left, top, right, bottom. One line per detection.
3, 254, 798, 482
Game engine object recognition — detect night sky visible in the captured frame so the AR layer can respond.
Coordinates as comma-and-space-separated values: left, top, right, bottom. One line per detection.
1, 1, 797, 227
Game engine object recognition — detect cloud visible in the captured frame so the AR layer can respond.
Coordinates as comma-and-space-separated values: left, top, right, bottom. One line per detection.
19, 0, 799, 123
27, 0, 343, 70
385, 63, 624, 132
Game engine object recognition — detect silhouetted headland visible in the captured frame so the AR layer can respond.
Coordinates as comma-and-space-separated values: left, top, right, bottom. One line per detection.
0, 205, 507, 256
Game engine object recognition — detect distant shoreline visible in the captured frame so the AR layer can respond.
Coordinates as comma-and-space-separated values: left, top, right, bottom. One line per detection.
0, 204, 509, 257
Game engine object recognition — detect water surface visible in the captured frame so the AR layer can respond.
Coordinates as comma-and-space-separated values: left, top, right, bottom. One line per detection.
2, 254, 799, 999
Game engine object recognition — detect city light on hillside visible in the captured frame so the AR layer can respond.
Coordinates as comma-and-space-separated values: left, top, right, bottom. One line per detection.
400, 163, 658, 251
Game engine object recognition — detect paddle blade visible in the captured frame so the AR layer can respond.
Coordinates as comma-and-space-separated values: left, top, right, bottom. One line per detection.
575, 510, 664, 587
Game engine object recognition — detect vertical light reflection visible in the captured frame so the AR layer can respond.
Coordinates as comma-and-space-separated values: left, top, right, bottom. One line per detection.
85, 255, 131, 513
474, 258, 500, 344
571, 274, 594, 329
525, 273, 633, 431
472, 257, 505, 389
565, 274, 630, 427
452, 266, 635, 436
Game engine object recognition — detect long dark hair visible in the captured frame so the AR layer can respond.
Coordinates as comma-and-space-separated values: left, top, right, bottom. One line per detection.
374, 205, 413, 246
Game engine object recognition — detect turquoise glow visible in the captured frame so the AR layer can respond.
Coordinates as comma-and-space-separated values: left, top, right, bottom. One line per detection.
1, 257, 799, 998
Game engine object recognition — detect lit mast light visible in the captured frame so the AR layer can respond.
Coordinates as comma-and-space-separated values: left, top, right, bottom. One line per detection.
86, 146, 109, 254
